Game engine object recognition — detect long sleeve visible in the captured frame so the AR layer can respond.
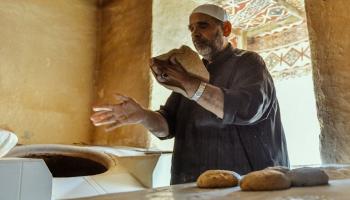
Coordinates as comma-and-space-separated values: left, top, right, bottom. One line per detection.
156, 92, 182, 140
221, 52, 275, 125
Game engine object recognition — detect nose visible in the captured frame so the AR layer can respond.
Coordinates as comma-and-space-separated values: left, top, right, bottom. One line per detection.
191, 27, 201, 39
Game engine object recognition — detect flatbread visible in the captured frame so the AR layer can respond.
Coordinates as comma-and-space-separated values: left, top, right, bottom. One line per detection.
155, 45, 209, 81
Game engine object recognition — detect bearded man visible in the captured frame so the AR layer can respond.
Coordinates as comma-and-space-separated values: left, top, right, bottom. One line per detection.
90, 4, 290, 185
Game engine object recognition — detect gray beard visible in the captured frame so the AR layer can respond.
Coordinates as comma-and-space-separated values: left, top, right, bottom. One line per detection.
194, 31, 224, 61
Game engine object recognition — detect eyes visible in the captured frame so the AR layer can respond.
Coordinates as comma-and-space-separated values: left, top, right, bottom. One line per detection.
188, 22, 210, 32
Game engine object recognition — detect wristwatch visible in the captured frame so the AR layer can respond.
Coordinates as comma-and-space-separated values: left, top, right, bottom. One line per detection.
191, 81, 207, 101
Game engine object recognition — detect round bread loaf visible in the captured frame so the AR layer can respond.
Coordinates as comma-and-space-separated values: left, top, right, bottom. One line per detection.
287, 167, 329, 187
155, 45, 209, 81
196, 170, 240, 188
240, 169, 291, 191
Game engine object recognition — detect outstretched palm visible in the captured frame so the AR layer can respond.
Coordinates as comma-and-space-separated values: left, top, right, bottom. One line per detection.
90, 94, 146, 131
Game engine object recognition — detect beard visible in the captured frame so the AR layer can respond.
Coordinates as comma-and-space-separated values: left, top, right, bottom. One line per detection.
193, 30, 224, 60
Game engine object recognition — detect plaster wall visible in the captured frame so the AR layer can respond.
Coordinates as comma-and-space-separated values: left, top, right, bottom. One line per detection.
0, 0, 98, 144
305, 0, 350, 163
151, 0, 199, 59
150, 0, 200, 149
93, 0, 152, 148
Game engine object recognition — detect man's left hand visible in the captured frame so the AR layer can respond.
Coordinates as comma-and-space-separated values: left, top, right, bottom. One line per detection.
150, 57, 200, 98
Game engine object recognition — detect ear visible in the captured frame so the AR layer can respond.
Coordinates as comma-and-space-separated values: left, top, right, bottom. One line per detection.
222, 21, 232, 37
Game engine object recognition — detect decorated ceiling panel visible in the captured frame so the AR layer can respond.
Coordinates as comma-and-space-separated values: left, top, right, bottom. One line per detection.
285, 0, 304, 11
192, 0, 305, 31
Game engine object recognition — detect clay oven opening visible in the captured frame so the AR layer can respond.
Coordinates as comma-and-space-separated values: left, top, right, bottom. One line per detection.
6, 145, 112, 178
21, 154, 108, 177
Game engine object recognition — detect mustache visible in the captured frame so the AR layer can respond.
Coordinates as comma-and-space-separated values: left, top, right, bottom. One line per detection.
193, 37, 210, 45
193, 39, 210, 46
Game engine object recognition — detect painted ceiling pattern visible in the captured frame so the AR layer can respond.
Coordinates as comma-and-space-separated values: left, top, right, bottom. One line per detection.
285, 0, 304, 11
193, 0, 310, 80
257, 39, 311, 80
193, 0, 305, 31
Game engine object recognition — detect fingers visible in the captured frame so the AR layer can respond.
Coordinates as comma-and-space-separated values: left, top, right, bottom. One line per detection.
93, 102, 124, 112
93, 94, 131, 110
156, 74, 168, 83
104, 115, 129, 132
150, 58, 169, 66
105, 122, 124, 132
93, 94, 130, 113
94, 117, 116, 126
169, 55, 178, 65
150, 60, 172, 83
113, 93, 130, 102
150, 65, 168, 83
90, 110, 118, 126
90, 110, 112, 122
150, 58, 170, 77
151, 65, 166, 83
92, 105, 113, 112
155, 67, 179, 83
169, 56, 186, 73
150, 63, 162, 75
91, 93, 137, 132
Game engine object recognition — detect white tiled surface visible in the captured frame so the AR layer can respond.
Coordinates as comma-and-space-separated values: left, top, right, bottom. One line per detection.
0, 159, 22, 200
0, 158, 52, 200
21, 159, 53, 200
52, 171, 145, 199
53, 177, 102, 199
90, 172, 145, 193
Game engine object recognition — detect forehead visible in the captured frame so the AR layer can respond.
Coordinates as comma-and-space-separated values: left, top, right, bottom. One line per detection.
189, 13, 217, 25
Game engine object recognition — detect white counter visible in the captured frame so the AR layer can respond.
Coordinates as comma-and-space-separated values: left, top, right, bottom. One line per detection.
67, 179, 350, 200
69, 165, 350, 200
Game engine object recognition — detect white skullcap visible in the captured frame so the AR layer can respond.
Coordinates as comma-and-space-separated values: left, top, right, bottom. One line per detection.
191, 4, 229, 22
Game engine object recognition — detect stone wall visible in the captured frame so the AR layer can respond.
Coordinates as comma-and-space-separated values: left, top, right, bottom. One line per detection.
93, 0, 152, 147
0, 0, 98, 144
305, 0, 350, 163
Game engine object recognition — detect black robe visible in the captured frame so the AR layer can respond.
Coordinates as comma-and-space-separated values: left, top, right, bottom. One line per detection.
157, 44, 290, 185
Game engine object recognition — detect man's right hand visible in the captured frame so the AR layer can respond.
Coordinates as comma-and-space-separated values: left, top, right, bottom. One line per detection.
90, 93, 146, 132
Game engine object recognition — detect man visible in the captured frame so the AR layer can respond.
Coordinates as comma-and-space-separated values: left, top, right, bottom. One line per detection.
90, 4, 289, 185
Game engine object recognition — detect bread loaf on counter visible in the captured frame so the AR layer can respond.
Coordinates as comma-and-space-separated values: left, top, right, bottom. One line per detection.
286, 167, 329, 187
197, 170, 240, 188
240, 169, 291, 191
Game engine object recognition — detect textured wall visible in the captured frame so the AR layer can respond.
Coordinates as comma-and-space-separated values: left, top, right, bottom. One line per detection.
305, 0, 350, 163
151, 0, 200, 109
151, 0, 199, 59
93, 0, 152, 147
150, 0, 200, 150
0, 0, 98, 144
